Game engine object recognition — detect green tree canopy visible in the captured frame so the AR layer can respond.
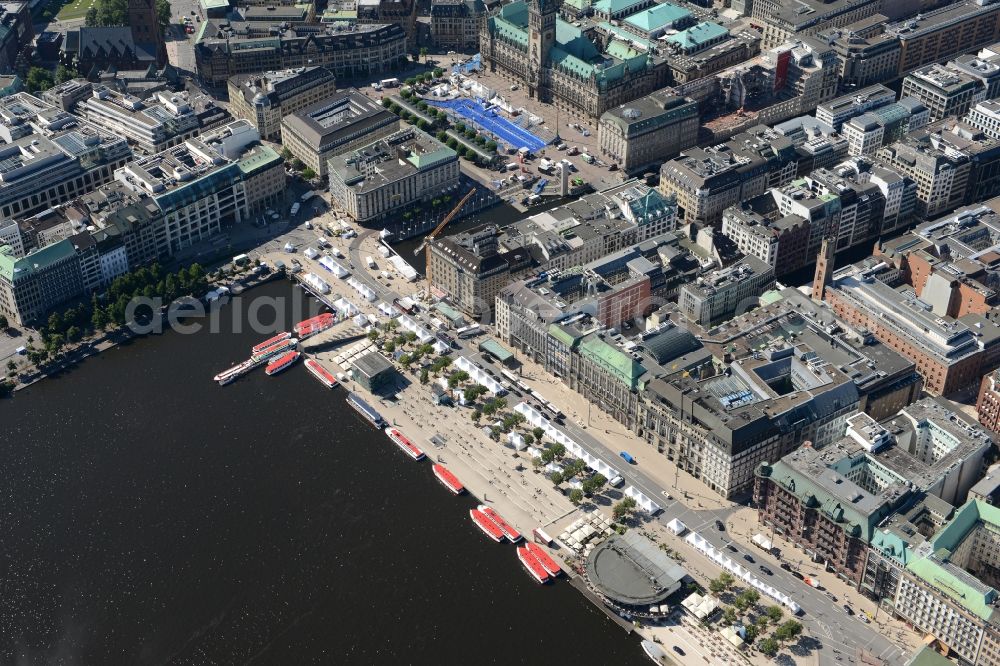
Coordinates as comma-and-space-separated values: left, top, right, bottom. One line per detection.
757, 637, 779, 658
569, 489, 583, 505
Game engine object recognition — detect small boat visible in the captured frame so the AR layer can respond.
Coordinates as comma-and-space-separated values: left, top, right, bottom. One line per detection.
384, 427, 425, 461
265, 350, 300, 376
305, 359, 338, 388
526, 542, 561, 577
213, 358, 257, 384
517, 546, 550, 584
293, 313, 335, 336
641, 640, 667, 664
432, 464, 465, 495
470, 509, 505, 542
346, 392, 386, 427
480, 505, 522, 542
252, 332, 291, 355
251, 337, 298, 362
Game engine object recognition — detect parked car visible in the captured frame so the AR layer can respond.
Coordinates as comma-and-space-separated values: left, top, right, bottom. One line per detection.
672, 646, 685, 656
780, 562, 793, 571
791, 570, 804, 580
725, 544, 738, 553
715, 520, 725, 531
743, 553, 755, 563
759, 565, 773, 576
619, 451, 636, 464
843, 605, 854, 616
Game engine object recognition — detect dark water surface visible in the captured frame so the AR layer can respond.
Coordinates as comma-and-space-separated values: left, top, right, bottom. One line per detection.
1, 280, 646, 665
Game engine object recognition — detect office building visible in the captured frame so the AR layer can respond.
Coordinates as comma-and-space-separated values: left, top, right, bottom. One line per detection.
823, 257, 1000, 395
0, 239, 83, 326
841, 98, 929, 156
750, 0, 882, 50
115, 121, 284, 254
892, 499, 1000, 666
815, 84, 897, 132
887, 0, 1000, 78
430, 0, 486, 51
598, 91, 699, 174
668, 29, 761, 84
227, 67, 338, 141
977, 369, 1000, 433
658, 126, 799, 226
75, 87, 202, 154
0, 93, 132, 222
902, 63, 986, 122
328, 128, 460, 224
820, 17, 902, 90
878, 119, 1000, 220
757, 399, 991, 588
195, 22, 407, 88
282, 89, 399, 178
678, 255, 775, 326
433, 182, 677, 320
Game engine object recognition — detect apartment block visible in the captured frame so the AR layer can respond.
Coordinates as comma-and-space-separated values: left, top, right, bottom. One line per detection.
227, 67, 338, 141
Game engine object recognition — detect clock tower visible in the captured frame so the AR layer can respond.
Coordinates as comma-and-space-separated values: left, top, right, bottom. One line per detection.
527, 0, 556, 99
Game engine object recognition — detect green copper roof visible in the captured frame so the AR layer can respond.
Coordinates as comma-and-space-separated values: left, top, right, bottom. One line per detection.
407, 145, 457, 169
237, 145, 282, 176
593, 0, 646, 15
664, 21, 727, 49
0, 239, 76, 283
499, 0, 529, 26
562, 0, 590, 9
548, 323, 582, 348
931, 500, 1000, 556
579, 335, 645, 388
605, 39, 639, 60
906, 555, 996, 621
556, 19, 600, 61
625, 3, 691, 31
597, 21, 651, 49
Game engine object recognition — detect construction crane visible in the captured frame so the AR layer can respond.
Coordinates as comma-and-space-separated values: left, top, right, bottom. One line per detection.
415, 187, 476, 299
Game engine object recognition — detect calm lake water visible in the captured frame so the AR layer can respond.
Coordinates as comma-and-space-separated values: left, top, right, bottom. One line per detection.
0, 280, 647, 665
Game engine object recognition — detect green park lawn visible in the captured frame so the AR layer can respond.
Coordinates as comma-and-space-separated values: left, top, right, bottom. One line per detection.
55, 0, 95, 21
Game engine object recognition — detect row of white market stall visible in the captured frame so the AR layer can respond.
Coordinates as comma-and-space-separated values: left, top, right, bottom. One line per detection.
346, 276, 377, 302
453, 355, 505, 395
682, 528, 801, 615
511, 402, 663, 513
319, 255, 350, 279
395, 314, 436, 344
